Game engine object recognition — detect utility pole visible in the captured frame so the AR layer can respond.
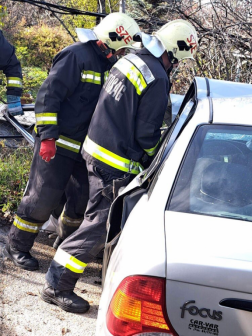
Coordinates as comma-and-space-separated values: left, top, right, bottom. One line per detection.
119, 0, 125, 13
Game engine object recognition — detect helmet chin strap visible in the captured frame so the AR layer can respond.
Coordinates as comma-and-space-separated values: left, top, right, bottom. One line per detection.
166, 51, 179, 77
96, 40, 117, 63
167, 51, 179, 65
170, 62, 181, 82
166, 65, 173, 76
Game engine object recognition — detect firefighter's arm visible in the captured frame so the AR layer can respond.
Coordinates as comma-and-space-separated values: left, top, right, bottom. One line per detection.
35, 49, 81, 141
0, 31, 23, 97
135, 77, 169, 157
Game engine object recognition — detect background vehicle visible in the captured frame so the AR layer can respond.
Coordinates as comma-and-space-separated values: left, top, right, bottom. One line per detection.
97, 77, 252, 336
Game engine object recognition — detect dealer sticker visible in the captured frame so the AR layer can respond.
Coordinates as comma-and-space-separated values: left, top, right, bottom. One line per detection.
188, 319, 219, 335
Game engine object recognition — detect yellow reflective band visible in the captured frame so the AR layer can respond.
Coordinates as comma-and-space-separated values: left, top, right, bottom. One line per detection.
81, 70, 101, 85
54, 247, 87, 274
13, 215, 42, 233
125, 54, 155, 84
83, 136, 143, 175
144, 140, 160, 156
56, 135, 81, 153
104, 71, 109, 83
114, 58, 147, 95
61, 212, 83, 227
7, 77, 23, 88
34, 126, 81, 154
36, 113, 57, 126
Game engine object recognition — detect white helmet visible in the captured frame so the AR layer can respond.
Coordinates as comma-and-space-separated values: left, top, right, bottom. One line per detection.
140, 19, 198, 61
93, 12, 140, 51
155, 19, 198, 61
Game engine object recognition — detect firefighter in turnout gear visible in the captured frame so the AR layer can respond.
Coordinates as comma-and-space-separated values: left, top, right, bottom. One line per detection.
4, 13, 140, 283
41, 19, 198, 313
0, 30, 23, 116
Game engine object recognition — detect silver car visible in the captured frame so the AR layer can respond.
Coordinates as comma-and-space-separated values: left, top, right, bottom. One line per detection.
96, 77, 252, 336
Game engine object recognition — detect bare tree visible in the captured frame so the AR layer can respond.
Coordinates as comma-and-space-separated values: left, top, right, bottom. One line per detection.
3, 0, 252, 93
126, 0, 252, 93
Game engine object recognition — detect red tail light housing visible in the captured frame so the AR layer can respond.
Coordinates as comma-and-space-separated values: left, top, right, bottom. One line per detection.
106, 275, 178, 336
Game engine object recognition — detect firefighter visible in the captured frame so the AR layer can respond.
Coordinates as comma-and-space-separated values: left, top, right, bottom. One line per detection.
3, 13, 140, 276
0, 30, 23, 116
41, 20, 198, 314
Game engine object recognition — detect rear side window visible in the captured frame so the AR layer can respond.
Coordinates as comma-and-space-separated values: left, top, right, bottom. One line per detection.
168, 125, 252, 222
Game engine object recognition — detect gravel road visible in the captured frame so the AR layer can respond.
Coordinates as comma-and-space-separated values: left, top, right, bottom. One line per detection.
0, 222, 102, 336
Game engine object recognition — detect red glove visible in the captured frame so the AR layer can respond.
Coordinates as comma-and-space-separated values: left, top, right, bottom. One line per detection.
39, 138, 56, 162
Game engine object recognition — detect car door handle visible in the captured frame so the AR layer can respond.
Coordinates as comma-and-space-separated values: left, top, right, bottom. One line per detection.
219, 298, 252, 312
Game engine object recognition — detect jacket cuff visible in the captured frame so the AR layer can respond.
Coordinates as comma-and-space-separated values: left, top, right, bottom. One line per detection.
37, 126, 59, 141
6, 87, 22, 97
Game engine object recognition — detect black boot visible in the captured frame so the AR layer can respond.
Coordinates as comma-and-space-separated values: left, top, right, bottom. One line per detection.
3, 243, 39, 271
53, 236, 63, 250
41, 282, 90, 314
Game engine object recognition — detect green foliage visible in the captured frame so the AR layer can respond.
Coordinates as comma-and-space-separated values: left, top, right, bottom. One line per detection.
61, 0, 98, 37
0, 4, 7, 28
60, 0, 120, 38
0, 71, 7, 103
14, 23, 73, 71
105, 0, 120, 12
0, 67, 47, 101
0, 146, 33, 214
21, 67, 47, 99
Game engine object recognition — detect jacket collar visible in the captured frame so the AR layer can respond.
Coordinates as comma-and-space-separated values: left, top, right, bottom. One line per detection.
136, 48, 167, 72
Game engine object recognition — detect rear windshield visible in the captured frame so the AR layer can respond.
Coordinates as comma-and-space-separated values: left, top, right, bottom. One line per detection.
168, 125, 252, 222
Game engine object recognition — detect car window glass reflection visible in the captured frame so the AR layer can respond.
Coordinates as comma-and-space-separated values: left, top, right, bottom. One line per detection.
168, 125, 252, 222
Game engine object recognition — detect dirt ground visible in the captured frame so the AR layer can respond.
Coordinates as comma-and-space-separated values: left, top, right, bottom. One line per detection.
0, 220, 102, 336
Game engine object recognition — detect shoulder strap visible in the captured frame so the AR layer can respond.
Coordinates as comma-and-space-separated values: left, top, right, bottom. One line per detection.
124, 53, 155, 84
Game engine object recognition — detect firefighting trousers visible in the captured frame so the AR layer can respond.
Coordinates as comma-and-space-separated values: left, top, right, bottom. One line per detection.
57, 169, 88, 240
8, 137, 89, 252
45, 162, 132, 291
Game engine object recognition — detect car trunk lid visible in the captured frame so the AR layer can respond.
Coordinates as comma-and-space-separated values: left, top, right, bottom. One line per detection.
164, 211, 252, 336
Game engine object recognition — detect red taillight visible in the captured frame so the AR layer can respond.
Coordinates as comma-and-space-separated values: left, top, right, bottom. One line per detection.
106, 275, 177, 336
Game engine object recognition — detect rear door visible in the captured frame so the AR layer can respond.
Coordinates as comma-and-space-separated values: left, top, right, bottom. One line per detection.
165, 124, 252, 336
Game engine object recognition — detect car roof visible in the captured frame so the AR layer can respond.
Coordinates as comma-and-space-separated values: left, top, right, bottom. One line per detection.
193, 77, 252, 125
195, 77, 252, 99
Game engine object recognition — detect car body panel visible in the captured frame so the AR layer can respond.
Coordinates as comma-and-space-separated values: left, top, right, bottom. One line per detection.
170, 93, 184, 121
207, 78, 252, 99
166, 280, 252, 336
212, 97, 252, 124
165, 211, 252, 292
194, 77, 208, 99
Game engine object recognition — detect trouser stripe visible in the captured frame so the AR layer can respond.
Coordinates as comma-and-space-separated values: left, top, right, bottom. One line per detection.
13, 215, 42, 233
61, 213, 83, 227
54, 247, 87, 274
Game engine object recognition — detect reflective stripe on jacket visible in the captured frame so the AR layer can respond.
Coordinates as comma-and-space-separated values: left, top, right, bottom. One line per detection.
0, 30, 23, 96
83, 136, 143, 175
34, 41, 113, 160
34, 125, 81, 154
83, 49, 170, 173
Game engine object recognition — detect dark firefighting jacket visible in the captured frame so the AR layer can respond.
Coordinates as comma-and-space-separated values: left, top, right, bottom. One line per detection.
0, 30, 22, 96
34, 41, 113, 160
83, 48, 170, 175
